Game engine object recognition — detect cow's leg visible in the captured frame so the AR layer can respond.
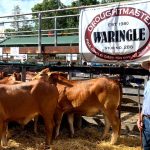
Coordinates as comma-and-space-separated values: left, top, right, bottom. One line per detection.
101, 114, 110, 140
1, 121, 8, 146
105, 110, 120, 144
67, 113, 74, 138
0, 120, 5, 149
75, 115, 82, 129
43, 116, 54, 150
34, 115, 38, 134
54, 109, 64, 139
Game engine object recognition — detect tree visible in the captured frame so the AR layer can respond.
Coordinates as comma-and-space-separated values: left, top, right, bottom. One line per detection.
31, 0, 100, 35
101, 0, 127, 4
10, 5, 28, 31
32, 0, 67, 32
64, 0, 100, 32
71, 0, 99, 6
4, 28, 15, 37
5, 5, 33, 36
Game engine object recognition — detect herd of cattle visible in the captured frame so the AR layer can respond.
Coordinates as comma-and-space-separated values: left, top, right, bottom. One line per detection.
0, 68, 122, 150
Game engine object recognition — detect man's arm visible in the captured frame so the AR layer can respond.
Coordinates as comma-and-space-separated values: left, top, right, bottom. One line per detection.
137, 113, 143, 131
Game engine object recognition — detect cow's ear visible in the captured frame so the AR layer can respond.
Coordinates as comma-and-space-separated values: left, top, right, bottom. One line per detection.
49, 72, 59, 79
59, 72, 68, 79
41, 68, 50, 74
48, 72, 59, 84
12, 72, 17, 78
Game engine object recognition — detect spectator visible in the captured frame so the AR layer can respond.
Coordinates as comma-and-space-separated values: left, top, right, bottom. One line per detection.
137, 60, 150, 150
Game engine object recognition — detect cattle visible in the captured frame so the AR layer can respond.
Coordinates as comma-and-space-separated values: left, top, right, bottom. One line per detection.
0, 74, 59, 149
32, 69, 122, 144
0, 72, 21, 85
0, 72, 8, 80
0, 72, 22, 146
26, 71, 38, 81
49, 72, 122, 145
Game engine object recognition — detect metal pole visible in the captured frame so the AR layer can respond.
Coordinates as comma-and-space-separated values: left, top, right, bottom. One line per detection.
38, 13, 42, 53
21, 66, 26, 82
138, 85, 143, 150
54, 17, 57, 46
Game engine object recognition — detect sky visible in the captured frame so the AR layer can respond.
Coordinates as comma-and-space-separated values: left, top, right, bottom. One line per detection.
0, 0, 72, 17
0, 0, 73, 29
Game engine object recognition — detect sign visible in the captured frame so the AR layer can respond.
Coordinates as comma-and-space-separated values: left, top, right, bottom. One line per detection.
66, 54, 77, 61
0, 47, 2, 55
10, 47, 19, 55
79, 0, 150, 63
13, 54, 27, 60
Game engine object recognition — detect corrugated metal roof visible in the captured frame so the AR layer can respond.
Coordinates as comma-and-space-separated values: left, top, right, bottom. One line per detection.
0, 35, 79, 46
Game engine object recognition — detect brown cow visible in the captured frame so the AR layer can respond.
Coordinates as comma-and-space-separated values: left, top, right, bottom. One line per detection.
26, 71, 38, 81
0, 75, 59, 149
49, 73, 122, 145
0, 72, 22, 146
32, 69, 121, 144
0, 72, 8, 80
0, 72, 21, 85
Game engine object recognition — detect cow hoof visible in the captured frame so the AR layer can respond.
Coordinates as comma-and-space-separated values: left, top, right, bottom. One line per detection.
54, 132, 59, 140
54, 135, 58, 140
100, 134, 110, 141
45, 145, 52, 150
70, 134, 74, 138
110, 139, 117, 145
34, 131, 38, 135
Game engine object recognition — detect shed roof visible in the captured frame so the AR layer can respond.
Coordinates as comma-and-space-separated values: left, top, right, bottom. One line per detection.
0, 35, 79, 46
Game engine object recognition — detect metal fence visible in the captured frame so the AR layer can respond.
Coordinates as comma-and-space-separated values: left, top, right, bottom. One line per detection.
0, 0, 143, 64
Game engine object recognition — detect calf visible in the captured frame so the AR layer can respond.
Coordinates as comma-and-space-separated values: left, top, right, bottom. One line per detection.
0, 76, 59, 149
51, 73, 122, 145
33, 69, 121, 144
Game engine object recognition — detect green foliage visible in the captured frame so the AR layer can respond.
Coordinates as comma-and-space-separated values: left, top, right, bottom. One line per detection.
32, 0, 67, 32
4, 28, 15, 37
31, 0, 100, 35
10, 5, 31, 31
5, 5, 33, 36
71, 0, 99, 6
101, 0, 127, 4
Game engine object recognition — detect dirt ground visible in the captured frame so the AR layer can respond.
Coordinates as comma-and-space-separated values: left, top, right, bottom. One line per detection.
3, 112, 141, 150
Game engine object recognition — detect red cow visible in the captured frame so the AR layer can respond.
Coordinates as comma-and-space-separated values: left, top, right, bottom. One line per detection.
0, 74, 59, 149
51, 73, 122, 145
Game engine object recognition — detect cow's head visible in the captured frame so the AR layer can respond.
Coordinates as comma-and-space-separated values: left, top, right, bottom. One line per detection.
32, 68, 50, 81
13, 72, 21, 81
48, 72, 72, 87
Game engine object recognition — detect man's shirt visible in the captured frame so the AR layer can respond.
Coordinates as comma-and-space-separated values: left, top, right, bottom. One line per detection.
142, 80, 150, 115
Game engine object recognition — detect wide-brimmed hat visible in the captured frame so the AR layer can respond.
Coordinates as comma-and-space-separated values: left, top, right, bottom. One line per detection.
141, 60, 150, 70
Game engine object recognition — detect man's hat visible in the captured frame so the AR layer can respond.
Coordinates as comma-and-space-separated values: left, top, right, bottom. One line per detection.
141, 60, 150, 70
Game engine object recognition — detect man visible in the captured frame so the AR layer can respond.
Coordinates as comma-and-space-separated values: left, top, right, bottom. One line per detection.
137, 60, 150, 150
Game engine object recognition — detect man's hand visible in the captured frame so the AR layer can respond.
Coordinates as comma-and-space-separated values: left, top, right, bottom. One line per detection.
137, 117, 143, 131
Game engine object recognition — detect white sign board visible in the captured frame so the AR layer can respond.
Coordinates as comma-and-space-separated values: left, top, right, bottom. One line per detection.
0, 47, 2, 55
66, 54, 77, 61
79, 0, 150, 63
14, 54, 27, 60
10, 47, 19, 55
